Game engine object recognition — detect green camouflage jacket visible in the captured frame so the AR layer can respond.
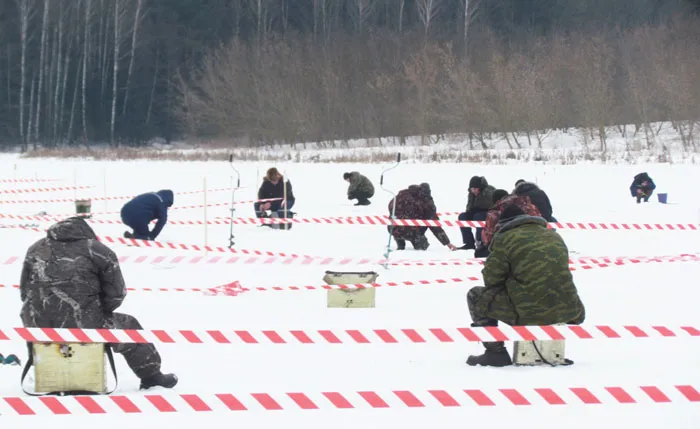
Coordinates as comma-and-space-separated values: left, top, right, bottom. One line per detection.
476, 215, 585, 325
347, 172, 374, 197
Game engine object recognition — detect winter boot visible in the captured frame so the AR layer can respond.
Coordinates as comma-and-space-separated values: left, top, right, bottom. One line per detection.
354, 198, 371, 206
412, 235, 430, 251
123, 231, 134, 239
140, 372, 178, 390
395, 238, 406, 250
466, 342, 513, 367
474, 245, 490, 258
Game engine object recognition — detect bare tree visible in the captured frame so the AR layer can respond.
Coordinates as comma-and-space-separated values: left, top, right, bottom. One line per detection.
462, 0, 482, 56
15, 0, 36, 149
81, 0, 91, 142
110, 0, 127, 145
415, 0, 443, 40
348, 0, 376, 34
121, 0, 144, 116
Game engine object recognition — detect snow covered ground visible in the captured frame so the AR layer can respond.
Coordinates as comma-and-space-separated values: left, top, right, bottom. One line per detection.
0, 153, 698, 428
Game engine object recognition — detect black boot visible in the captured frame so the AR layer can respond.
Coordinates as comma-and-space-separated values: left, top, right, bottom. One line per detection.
466, 342, 513, 367
140, 372, 178, 390
395, 238, 406, 250
354, 198, 371, 206
412, 235, 430, 250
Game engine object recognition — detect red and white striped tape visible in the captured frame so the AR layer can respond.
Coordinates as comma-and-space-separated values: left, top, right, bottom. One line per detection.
221, 216, 700, 231
39, 198, 284, 218
0, 324, 697, 345
0, 178, 58, 183
0, 185, 93, 195
4, 212, 698, 231
0, 187, 240, 205
1, 384, 698, 415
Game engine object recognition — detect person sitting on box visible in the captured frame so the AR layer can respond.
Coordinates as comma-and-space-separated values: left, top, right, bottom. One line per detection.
254, 167, 295, 221
465, 205, 586, 367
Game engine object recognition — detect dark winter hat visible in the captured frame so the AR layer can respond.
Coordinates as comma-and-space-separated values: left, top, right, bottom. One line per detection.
493, 189, 509, 203
499, 204, 525, 223
343, 172, 351, 180
419, 182, 432, 197
514, 179, 526, 187
469, 176, 486, 189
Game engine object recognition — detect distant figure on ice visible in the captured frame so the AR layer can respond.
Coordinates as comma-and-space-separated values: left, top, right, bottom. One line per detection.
630, 172, 656, 203
465, 205, 586, 367
389, 183, 457, 251
343, 171, 375, 206
513, 179, 556, 221
19, 217, 178, 389
457, 176, 495, 250
255, 167, 295, 218
121, 190, 174, 240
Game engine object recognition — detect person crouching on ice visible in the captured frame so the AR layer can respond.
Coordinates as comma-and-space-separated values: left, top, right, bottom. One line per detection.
20, 217, 177, 389
343, 171, 375, 206
630, 172, 656, 203
389, 183, 457, 251
465, 205, 585, 367
120, 189, 174, 240
254, 167, 295, 218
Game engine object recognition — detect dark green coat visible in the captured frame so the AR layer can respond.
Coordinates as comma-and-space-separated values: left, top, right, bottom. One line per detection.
474, 215, 585, 326
466, 185, 495, 212
347, 171, 374, 197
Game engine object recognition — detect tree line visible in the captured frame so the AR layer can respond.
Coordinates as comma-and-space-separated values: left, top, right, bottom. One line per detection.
0, 0, 699, 151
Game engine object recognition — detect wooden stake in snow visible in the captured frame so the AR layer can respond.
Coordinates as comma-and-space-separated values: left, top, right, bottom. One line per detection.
203, 176, 208, 255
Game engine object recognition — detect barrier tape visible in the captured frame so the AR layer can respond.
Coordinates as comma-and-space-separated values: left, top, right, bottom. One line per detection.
0, 324, 697, 345
0, 178, 57, 183
34, 198, 284, 219
0, 187, 241, 205
0, 185, 94, 195
1, 384, 698, 415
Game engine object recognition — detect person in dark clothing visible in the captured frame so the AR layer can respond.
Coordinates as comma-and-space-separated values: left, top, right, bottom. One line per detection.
254, 167, 295, 218
630, 172, 656, 203
121, 190, 174, 240
458, 176, 495, 250
343, 171, 375, 206
20, 217, 177, 389
513, 180, 556, 222
389, 183, 457, 251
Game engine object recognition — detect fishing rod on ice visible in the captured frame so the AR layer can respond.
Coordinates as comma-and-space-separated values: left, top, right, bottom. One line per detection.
228, 154, 241, 248
380, 153, 401, 269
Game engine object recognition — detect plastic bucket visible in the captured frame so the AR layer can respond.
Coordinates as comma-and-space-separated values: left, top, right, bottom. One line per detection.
657, 193, 668, 204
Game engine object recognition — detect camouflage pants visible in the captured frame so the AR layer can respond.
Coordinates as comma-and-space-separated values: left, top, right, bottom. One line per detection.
388, 226, 429, 250
466, 286, 500, 327
105, 313, 162, 379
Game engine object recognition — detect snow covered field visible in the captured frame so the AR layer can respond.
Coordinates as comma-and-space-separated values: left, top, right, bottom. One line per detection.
0, 153, 698, 428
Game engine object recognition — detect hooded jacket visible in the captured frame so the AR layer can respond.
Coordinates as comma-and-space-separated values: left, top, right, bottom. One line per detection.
346, 172, 375, 197
466, 177, 495, 213
630, 173, 656, 197
121, 190, 174, 239
474, 215, 586, 326
389, 184, 451, 245
19, 217, 127, 329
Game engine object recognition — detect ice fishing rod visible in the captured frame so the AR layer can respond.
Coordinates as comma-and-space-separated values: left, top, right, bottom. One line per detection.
380, 153, 401, 269
228, 154, 241, 248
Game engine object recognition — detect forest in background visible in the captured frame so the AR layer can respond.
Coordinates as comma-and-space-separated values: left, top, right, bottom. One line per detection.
0, 0, 699, 152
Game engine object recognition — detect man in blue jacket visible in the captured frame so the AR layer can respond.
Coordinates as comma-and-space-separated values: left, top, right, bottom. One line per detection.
121, 190, 174, 240
630, 172, 656, 203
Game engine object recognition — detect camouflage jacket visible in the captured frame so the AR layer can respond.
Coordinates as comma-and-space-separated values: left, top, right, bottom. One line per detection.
476, 215, 585, 325
466, 185, 496, 213
19, 217, 127, 329
481, 195, 541, 245
347, 172, 374, 196
389, 185, 450, 245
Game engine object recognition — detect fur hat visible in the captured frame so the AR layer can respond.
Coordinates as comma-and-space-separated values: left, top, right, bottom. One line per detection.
493, 189, 509, 203
469, 176, 487, 189
343, 172, 351, 180
499, 204, 525, 222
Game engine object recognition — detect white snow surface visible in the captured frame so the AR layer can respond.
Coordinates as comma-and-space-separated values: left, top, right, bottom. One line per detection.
0, 154, 698, 428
